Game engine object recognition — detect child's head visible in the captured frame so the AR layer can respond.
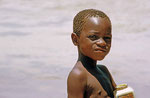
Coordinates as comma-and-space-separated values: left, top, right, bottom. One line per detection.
72, 9, 112, 61
73, 9, 110, 36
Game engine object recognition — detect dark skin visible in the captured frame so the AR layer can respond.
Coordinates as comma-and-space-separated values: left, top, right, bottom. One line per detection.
67, 17, 116, 98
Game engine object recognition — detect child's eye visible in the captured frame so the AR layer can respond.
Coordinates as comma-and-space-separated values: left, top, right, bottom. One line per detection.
103, 37, 111, 42
88, 35, 99, 40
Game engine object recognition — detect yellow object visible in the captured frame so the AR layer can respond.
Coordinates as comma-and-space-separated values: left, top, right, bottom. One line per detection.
114, 84, 135, 98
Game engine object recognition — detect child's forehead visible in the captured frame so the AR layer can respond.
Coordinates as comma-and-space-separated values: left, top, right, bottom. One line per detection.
80, 16, 111, 35
84, 16, 110, 24
88, 17, 101, 25
83, 16, 111, 28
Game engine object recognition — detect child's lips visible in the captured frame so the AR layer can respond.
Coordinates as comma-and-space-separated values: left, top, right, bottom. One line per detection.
94, 48, 107, 52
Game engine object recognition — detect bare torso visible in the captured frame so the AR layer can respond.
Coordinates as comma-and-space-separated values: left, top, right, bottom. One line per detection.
67, 61, 116, 98
85, 67, 111, 98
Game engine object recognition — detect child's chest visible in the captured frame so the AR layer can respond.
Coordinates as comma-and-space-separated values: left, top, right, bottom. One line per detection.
84, 69, 113, 98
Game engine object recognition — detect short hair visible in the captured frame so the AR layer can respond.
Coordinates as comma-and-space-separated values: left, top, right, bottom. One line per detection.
73, 9, 109, 36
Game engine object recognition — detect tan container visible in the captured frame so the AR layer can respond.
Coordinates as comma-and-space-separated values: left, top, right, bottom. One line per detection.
114, 84, 135, 98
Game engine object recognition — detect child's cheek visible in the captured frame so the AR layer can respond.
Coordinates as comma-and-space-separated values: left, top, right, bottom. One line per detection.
80, 44, 90, 55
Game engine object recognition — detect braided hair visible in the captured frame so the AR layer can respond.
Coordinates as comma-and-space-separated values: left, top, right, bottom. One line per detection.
73, 9, 109, 36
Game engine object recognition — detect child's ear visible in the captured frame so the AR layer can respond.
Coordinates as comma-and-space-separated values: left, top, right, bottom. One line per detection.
71, 33, 79, 46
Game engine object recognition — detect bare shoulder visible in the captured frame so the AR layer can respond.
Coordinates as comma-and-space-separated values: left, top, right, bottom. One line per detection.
97, 64, 108, 71
67, 61, 87, 98
67, 61, 87, 85
97, 64, 117, 90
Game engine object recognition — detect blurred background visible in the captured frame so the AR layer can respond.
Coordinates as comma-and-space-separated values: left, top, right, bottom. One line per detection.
0, 0, 150, 98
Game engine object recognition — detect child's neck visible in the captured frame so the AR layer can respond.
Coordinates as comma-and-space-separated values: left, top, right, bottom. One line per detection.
78, 53, 97, 68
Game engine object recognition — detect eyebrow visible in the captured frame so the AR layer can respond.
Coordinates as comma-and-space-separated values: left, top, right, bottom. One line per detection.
105, 32, 112, 36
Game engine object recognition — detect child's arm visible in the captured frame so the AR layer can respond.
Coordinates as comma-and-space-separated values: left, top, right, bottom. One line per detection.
67, 69, 86, 98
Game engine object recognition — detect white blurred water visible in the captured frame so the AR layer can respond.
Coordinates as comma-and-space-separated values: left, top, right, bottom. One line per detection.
0, 0, 150, 98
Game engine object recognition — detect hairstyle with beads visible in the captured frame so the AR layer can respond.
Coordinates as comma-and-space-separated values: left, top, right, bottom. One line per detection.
73, 9, 110, 36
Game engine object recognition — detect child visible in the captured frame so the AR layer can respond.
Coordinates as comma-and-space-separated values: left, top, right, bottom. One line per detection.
67, 9, 116, 98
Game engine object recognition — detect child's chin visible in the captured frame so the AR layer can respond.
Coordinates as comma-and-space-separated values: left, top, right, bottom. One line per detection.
97, 58, 105, 61
93, 56, 105, 61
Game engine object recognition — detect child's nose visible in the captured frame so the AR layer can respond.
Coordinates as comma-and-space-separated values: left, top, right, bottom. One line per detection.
96, 38, 107, 47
